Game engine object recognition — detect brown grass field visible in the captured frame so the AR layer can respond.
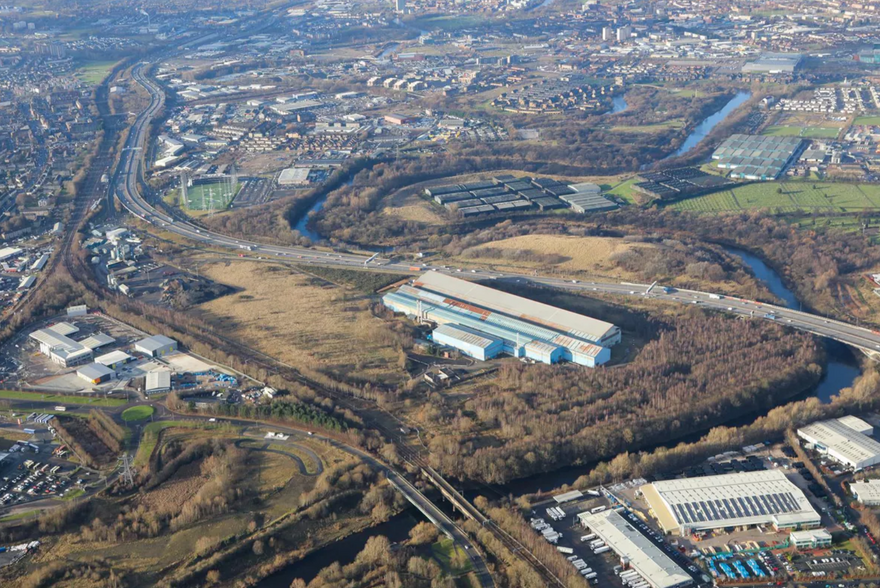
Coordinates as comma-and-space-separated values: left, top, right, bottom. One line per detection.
453, 234, 654, 280
196, 261, 405, 383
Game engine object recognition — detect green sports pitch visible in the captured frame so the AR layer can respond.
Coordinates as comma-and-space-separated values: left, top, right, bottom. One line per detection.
181, 180, 240, 211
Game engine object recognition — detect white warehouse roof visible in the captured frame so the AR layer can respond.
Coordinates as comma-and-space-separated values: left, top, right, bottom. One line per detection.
136, 334, 177, 353
95, 350, 133, 366
433, 322, 501, 350
80, 332, 115, 350
76, 362, 115, 381
642, 470, 819, 533
146, 370, 172, 393
578, 509, 693, 588
798, 417, 880, 470
413, 272, 619, 345
837, 415, 873, 436
851, 479, 880, 505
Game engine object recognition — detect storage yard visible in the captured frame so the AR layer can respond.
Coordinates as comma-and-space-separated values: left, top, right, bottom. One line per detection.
383, 272, 620, 367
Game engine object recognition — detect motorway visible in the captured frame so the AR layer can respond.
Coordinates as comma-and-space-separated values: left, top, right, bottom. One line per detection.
116, 63, 880, 359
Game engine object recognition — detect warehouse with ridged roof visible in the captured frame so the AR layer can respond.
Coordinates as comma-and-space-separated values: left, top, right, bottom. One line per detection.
382, 272, 619, 367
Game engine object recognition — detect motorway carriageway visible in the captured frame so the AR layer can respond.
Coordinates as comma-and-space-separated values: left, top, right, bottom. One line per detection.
116, 65, 880, 358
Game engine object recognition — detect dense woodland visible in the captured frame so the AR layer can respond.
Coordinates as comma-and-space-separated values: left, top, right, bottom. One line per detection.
419, 311, 823, 484
602, 208, 880, 314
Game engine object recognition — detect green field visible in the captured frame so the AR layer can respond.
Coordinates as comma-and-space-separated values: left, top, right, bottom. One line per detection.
75, 60, 120, 85
612, 119, 685, 134
0, 390, 127, 407
432, 538, 473, 574
121, 405, 155, 422
761, 126, 840, 139
604, 177, 640, 204
134, 420, 232, 467
854, 116, 880, 126
181, 180, 240, 211
670, 182, 880, 213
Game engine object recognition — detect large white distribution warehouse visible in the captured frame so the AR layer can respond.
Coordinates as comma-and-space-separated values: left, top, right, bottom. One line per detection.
642, 470, 820, 534
797, 416, 880, 471
383, 272, 619, 367
578, 509, 693, 588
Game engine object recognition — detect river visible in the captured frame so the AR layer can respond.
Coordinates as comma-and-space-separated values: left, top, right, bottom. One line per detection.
293, 198, 325, 242
609, 94, 628, 115
723, 245, 861, 404
663, 90, 751, 160
258, 509, 426, 587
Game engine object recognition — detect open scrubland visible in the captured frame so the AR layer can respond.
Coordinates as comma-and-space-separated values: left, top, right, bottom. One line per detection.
195, 261, 410, 385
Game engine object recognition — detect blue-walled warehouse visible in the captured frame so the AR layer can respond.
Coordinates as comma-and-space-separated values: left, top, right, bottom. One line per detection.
383, 272, 617, 368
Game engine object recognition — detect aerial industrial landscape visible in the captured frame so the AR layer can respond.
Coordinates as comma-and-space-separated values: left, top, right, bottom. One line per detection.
7, 0, 880, 587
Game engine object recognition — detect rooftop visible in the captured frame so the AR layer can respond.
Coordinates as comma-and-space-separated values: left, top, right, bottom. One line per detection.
136, 334, 177, 353
643, 470, 819, 532
433, 322, 502, 350
578, 509, 693, 588
76, 362, 115, 380
412, 272, 618, 344
851, 479, 880, 502
798, 418, 880, 466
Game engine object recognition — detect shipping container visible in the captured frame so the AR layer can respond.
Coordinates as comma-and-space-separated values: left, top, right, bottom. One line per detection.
593, 545, 611, 554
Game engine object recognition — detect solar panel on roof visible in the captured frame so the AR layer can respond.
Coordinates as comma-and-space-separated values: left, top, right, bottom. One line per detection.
706, 501, 719, 520
770, 494, 786, 512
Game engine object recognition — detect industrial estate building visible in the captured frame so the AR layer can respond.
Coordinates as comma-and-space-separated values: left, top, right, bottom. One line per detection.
850, 479, 880, 506
29, 322, 93, 367
96, 350, 134, 370
741, 53, 802, 75
424, 175, 617, 217
711, 134, 804, 180
797, 416, 880, 471
641, 470, 820, 535
76, 363, 115, 385
383, 272, 619, 367
578, 509, 693, 588
135, 334, 178, 358
146, 370, 172, 395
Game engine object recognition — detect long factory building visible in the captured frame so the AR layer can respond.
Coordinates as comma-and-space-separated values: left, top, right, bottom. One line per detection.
641, 470, 820, 535
579, 509, 693, 588
797, 416, 880, 471
382, 272, 620, 367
